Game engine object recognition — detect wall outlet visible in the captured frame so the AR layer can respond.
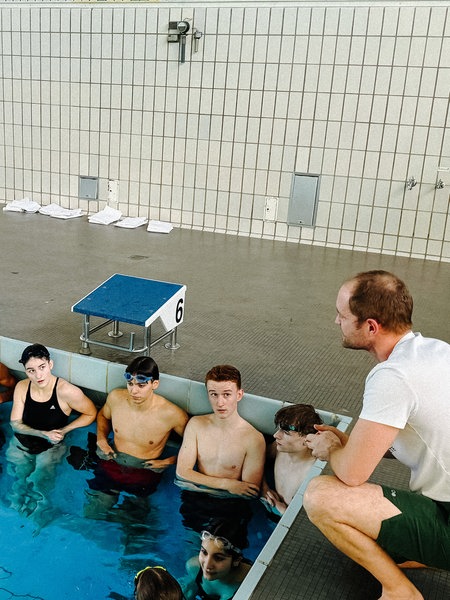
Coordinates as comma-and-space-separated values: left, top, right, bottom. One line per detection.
107, 179, 119, 208
264, 197, 278, 221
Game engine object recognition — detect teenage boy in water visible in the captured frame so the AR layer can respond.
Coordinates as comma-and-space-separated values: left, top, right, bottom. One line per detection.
92, 355, 189, 496
176, 364, 265, 497
262, 403, 322, 516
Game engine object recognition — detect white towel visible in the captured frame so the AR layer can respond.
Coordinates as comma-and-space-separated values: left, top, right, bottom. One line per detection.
88, 206, 122, 225
114, 216, 148, 229
3, 198, 41, 213
147, 220, 173, 234
39, 203, 84, 219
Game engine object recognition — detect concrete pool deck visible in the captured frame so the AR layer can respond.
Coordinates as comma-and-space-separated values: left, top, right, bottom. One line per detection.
1, 210, 449, 598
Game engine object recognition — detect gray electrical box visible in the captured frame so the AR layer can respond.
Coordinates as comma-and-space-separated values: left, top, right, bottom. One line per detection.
79, 176, 99, 200
287, 172, 320, 227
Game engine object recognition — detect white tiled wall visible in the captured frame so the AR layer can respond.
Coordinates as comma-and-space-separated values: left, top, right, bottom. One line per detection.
1, 2, 449, 261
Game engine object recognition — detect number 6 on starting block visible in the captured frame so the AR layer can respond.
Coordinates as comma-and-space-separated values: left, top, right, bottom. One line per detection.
156, 286, 186, 332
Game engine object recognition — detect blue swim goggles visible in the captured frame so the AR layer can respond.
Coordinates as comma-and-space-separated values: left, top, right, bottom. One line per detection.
124, 372, 153, 384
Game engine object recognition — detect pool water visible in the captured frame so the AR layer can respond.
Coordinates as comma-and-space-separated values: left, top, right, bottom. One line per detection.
0, 404, 276, 600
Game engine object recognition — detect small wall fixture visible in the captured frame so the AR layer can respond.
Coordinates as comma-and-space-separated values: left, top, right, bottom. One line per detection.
406, 177, 417, 191
436, 179, 445, 189
168, 20, 200, 64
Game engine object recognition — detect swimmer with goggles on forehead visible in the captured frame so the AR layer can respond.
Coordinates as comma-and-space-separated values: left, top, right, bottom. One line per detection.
124, 372, 153, 384
200, 531, 242, 556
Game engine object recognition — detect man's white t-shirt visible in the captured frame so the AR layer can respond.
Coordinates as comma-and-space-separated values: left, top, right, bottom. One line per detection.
360, 332, 450, 501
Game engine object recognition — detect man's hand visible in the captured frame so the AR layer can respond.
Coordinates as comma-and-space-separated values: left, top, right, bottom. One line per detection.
304, 429, 343, 461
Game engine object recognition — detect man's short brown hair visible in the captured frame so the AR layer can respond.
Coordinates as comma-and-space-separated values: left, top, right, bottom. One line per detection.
347, 270, 413, 334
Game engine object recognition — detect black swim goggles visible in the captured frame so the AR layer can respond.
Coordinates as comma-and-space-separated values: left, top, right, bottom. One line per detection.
124, 372, 153, 384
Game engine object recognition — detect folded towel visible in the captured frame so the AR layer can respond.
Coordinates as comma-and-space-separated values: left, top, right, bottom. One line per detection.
39, 203, 84, 219
3, 198, 41, 213
147, 220, 173, 234
88, 206, 122, 225
114, 216, 148, 229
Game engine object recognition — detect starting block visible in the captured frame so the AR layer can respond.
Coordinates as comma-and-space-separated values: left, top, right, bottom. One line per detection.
72, 274, 186, 356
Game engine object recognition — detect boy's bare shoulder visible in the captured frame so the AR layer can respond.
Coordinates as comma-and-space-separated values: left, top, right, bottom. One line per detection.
185, 413, 214, 429
240, 416, 264, 437
156, 394, 189, 420
106, 387, 127, 405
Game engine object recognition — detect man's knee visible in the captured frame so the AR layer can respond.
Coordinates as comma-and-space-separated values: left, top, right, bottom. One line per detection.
303, 474, 340, 519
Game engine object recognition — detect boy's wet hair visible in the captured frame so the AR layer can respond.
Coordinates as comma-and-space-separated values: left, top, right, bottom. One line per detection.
205, 364, 241, 389
274, 404, 322, 435
125, 356, 159, 381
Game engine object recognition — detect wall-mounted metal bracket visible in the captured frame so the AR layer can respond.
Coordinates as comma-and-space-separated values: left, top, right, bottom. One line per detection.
168, 20, 199, 64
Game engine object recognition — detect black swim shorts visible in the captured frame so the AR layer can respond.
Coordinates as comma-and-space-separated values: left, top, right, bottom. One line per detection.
377, 485, 450, 569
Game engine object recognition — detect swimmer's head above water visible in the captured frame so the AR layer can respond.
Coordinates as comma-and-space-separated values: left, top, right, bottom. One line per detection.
134, 565, 184, 600
204, 364, 241, 389
198, 518, 249, 583
19, 343, 51, 365
274, 403, 322, 437
125, 356, 159, 382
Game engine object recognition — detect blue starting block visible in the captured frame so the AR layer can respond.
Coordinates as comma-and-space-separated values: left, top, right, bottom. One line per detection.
71, 274, 186, 356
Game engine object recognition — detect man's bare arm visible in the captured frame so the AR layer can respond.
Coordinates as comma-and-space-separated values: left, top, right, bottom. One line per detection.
306, 418, 399, 486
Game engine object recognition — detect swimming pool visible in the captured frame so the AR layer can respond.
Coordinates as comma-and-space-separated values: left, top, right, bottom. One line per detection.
0, 336, 352, 600
0, 402, 275, 600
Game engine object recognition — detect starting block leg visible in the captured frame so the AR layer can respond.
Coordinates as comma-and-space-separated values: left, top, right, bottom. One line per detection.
108, 320, 123, 338
164, 328, 180, 350
79, 315, 92, 355
144, 326, 152, 356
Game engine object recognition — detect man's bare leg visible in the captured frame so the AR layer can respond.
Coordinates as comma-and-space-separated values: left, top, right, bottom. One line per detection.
303, 475, 424, 600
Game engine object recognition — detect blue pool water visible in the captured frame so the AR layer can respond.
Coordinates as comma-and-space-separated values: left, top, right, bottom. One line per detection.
0, 403, 276, 600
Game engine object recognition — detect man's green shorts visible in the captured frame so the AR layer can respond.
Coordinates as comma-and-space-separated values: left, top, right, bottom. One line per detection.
377, 485, 450, 569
